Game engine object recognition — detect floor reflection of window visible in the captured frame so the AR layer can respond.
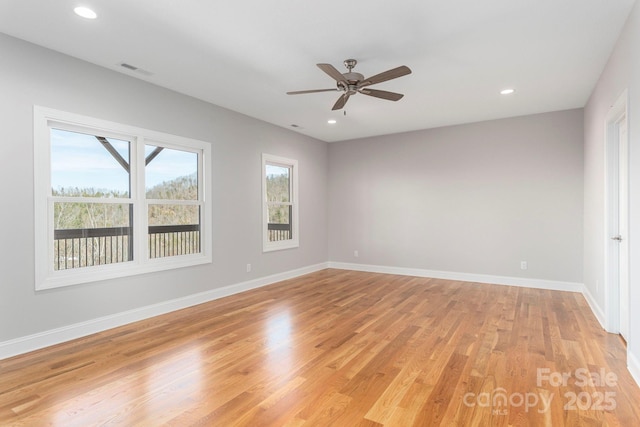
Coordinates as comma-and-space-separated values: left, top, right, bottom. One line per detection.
266, 311, 293, 375
145, 345, 203, 416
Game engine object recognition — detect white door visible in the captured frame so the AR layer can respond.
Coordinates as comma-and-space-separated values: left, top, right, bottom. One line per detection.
605, 91, 629, 339
617, 115, 629, 340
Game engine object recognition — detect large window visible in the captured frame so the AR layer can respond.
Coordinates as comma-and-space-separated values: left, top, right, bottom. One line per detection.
262, 154, 299, 252
34, 106, 212, 290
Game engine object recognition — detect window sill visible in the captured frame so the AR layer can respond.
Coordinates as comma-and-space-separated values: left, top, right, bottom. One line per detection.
36, 254, 212, 291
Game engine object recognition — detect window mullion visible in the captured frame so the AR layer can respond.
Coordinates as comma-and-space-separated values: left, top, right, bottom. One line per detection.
267, 201, 293, 206
146, 199, 201, 206
49, 196, 133, 204
133, 136, 147, 264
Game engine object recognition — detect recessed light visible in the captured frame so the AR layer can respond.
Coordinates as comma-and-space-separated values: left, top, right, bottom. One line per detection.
327, 119, 337, 124
500, 88, 515, 95
74, 6, 97, 19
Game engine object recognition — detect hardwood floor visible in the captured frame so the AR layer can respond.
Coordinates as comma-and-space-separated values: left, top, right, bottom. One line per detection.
1, 269, 639, 426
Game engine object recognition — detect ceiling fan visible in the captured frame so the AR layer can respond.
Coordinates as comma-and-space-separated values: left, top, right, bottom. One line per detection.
287, 59, 412, 111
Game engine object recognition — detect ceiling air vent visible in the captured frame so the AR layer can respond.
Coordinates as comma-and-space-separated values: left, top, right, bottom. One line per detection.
119, 63, 154, 77
120, 62, 138, 71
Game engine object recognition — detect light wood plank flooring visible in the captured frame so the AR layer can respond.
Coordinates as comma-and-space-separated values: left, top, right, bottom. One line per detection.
1, 269, 639, 426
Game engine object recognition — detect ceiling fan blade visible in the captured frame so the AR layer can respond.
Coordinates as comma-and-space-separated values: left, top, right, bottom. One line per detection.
360, 65, 412, 88
317, 63, 348, 84
287, 88, 338, 95
332, 93, 351, 110
359, 88, 404, 101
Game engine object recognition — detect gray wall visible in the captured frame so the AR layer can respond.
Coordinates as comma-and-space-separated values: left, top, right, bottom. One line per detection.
0, 33, 328, 341
328, 110, 584, 283
584, 0, 640, 374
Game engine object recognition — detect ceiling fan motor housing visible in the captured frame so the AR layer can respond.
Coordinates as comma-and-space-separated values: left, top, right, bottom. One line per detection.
343, 72, 364, 83
342, 59, 363, 87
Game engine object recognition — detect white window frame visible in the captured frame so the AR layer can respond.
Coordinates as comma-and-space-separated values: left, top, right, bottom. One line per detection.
34, 106, 212, 290
262, 153, 299, 252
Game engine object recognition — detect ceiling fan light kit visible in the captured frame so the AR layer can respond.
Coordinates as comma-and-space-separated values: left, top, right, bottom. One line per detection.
287, 59, 411, 110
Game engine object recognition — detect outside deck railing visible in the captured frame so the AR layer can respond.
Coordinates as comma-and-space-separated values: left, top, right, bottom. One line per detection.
54, 226, 132, 270
148, 224, 200, 259
267, 223, 292, 242
53, 222, 291, 271
54, 224, 201, 270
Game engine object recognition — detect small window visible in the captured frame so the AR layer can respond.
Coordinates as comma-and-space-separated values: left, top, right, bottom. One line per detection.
34, 106, 212, 290
262, 154, 298, 252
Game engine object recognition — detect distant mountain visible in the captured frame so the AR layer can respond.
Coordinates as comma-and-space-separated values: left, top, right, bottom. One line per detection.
146, 172, 197, 200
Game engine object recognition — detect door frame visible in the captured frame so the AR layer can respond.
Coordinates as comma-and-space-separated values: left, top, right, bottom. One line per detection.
604, 89, 629, 335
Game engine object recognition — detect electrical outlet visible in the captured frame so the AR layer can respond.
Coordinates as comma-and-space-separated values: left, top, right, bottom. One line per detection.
246, 263, 252, 273
520, 261, 528, 270
354, 250, 359, 258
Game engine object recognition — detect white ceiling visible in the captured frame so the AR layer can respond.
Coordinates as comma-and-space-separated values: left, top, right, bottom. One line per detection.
0, 0, 635, 142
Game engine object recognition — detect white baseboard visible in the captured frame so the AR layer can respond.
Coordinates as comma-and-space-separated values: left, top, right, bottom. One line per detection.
581, 284, 608, 330
0, 262, 329, 361
628, 350, 640, 388
328, 262, 584, 293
